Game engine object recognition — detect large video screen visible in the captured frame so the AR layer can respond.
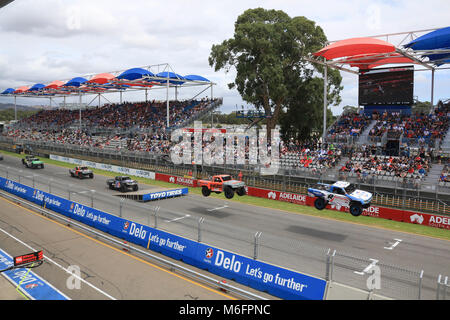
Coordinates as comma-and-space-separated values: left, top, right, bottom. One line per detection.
358, 66, 414, 105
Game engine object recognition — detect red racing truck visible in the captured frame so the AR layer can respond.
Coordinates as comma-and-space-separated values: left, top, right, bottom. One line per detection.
198, 174, 246, 199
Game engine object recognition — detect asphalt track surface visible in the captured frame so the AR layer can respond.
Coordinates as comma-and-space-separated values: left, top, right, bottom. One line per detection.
0, 154, 449, 299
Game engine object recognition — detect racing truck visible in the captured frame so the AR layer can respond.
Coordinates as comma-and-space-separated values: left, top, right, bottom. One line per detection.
69, 166, 94, 179
106, 176, 139, 192
307, 181, 372, 216
198, 174, 246, 199
22, 155, 44, 169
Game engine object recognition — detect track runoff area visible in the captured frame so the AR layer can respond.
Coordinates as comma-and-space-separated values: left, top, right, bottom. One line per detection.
0, 152, 449, 302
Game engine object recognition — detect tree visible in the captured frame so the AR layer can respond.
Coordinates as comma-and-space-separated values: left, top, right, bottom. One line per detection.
208, 8, 342, 140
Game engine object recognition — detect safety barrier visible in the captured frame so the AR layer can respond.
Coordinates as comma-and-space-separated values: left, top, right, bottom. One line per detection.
0, 176, 327, 300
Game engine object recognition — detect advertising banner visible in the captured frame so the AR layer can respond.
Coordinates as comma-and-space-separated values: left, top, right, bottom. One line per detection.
141, 187, 188, 202
0, 249, 69, 300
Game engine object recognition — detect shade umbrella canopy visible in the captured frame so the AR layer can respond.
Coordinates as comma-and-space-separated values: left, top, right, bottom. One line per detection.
117, 68, 155, 81
404, 27, 450, 50
156, 72, 186, 84
1, 88, 15, 94
64, 77, 88, 87
87, 73, 116, 84
44, 80, 64, 89
14, 86, 30, 93
184, 74, 210, 82
314, 37, 396, 61
28, 83, 46, 91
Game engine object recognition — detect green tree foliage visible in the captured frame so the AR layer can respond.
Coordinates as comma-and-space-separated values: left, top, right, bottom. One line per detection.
0, 109, 39, 122
209, 8, 342, 141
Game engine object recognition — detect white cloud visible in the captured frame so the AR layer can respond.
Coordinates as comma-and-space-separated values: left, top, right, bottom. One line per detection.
0, 0, 449, 114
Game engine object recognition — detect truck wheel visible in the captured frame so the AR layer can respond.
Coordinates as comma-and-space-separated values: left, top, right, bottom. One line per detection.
202, 186, 211, 197
70, 172, 75, 177
224, 186, 234, 199
133, 185, 138, 192
120, 185, 126, 193
89, 173, 94, 179
349, 203, 363, 217
41, 164, 44, 169
314, 198, 327, 210
109, 184, 114, 190
236, 187, 246, 196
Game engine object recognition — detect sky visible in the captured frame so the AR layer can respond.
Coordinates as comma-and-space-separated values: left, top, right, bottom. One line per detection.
0, 0, 449, 115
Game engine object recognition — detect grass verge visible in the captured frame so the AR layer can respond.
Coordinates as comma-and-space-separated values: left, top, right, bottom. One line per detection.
2, 148, 450, 241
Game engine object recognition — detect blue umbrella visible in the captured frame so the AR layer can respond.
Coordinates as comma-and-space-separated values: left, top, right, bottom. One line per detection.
117, 68, 154, 81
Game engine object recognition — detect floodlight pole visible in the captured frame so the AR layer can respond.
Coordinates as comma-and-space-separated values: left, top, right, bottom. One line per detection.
14, 96, 17, 121
323, 58, 328, 146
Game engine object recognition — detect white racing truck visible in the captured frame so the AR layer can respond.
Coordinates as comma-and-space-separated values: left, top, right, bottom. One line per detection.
307, 181, 373, 216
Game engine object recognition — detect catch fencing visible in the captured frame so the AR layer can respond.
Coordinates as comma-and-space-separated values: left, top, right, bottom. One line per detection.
0, 165, 446, 300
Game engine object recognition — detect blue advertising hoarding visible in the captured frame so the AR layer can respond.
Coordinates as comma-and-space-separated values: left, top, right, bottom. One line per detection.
0, 176, 327, 300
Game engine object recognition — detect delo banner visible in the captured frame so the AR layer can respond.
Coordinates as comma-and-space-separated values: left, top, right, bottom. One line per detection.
195, 243, 327, 300
0, 249, 69, 300
141, 187, 188, 202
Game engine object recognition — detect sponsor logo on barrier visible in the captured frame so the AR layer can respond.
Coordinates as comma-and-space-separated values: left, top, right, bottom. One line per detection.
428, 215, 450, 229
214, 250, 242, 273
70, 203, 75, 211
410, 214, 424, 224
33, 190, 45, 202
169, 177, 175, 183
43, 195, 62, 208
5, 180, 27, 194
128, 222, 146, 240
279, 192, 306, 204
362, 206, 380, 217
205, 248, 214, 259
267, 191, 277, 200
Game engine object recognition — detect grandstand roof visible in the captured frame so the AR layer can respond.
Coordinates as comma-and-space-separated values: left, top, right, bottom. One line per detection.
0, 63, 214, 98
311, 27, 450, 72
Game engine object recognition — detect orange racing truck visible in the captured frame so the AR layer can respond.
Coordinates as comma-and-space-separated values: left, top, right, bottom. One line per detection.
198, 174, 246, 199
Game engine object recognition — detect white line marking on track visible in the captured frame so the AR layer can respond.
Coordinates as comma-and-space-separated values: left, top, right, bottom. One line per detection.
207, 205, 228, 212
164, 214, 191, 223
0, 226, 117, 300
384, 239, 402, 250
354, 259, 379, 275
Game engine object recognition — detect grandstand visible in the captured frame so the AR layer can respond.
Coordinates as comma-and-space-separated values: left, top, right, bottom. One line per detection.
0, 28, 449, 215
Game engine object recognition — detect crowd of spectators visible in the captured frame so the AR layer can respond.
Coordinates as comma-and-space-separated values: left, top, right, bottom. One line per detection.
17, 98, 213, 132
340, 145, 432, 182
440, 165, 450, 183
367, 106, 450, 146
327, 112, 371, 140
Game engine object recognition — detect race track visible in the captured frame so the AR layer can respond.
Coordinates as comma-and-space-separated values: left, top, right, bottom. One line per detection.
0, 153, 449, 299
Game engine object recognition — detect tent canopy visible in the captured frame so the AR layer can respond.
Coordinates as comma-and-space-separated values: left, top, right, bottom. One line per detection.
1, 88, 15, 94
117, 68, 155, 81
313, 37, 396, 61
64, 77, 87, 87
